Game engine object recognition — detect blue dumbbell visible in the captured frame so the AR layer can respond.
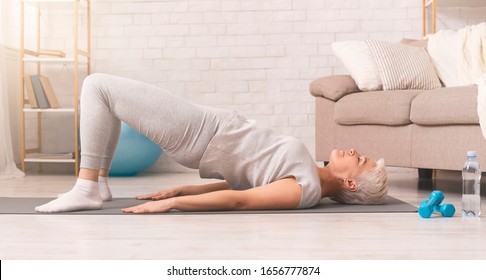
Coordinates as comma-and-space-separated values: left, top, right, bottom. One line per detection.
418, 190, 456, 218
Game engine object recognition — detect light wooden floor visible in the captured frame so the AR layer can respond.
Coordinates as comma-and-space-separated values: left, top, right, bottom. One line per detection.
0, 167, 484, 260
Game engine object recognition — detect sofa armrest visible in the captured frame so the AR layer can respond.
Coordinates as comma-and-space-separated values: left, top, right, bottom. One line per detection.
309, 75, 361, 101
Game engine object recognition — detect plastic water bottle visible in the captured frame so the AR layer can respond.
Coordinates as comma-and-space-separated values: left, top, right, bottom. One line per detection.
462, 151, 481, 217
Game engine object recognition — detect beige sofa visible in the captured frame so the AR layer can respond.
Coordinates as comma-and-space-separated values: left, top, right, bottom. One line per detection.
310, 75, 486, 175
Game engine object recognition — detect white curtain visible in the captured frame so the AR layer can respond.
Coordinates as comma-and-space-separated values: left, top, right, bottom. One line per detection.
0, 0, 24, 179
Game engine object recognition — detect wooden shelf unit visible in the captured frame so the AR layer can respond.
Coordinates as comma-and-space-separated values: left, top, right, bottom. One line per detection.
20, 0, 91, 175
422, 0, 486, 36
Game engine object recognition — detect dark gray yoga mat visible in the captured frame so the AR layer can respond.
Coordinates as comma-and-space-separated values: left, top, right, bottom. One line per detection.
0, 196, 416, 215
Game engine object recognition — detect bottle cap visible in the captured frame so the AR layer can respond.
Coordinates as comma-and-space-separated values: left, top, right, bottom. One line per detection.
467, 151, 477, 157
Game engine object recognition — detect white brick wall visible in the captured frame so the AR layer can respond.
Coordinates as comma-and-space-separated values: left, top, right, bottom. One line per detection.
5, 0, 486, 173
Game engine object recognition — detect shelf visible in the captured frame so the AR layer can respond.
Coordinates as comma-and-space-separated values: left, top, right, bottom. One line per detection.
25, 152, 76, 163
24, 0, 85, 2
23, 57, 87, 64
23, 0, 88, 10
425, 0, 486, 8
23, 108, 75, 113
25, 157, 75, 163
24, 158, 76, 163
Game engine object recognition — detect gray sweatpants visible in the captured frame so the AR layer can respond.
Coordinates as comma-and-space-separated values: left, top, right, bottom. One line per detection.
80, 73, 230, 170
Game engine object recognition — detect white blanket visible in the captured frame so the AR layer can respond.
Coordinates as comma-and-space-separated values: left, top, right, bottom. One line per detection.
427, 23, 486, 140
477, 74, 486, 140
427, 23, 486, 86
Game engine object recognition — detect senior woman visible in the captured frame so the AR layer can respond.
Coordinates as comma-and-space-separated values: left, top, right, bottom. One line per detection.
35, 74, 388, 213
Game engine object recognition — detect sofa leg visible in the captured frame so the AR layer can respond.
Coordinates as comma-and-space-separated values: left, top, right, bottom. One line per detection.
418, 168, 435, 189
418, 168, 433, 179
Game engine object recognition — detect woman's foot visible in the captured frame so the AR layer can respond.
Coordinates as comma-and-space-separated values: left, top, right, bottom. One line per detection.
98, 176, 112, 201
58, 176, 112, 201
35, 179, 102, 213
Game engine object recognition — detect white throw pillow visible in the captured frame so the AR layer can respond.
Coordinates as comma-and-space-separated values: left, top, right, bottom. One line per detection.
366, 40, 442, 91
332, 41, 382, 91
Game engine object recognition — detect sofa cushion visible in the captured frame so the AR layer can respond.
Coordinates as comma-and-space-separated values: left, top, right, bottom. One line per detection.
334, 90, 422, 125
410, 86, 479, 125
309, 75, 361, 101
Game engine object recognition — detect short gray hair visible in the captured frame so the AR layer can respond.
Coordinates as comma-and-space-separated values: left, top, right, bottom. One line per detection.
330, 159, 388, 204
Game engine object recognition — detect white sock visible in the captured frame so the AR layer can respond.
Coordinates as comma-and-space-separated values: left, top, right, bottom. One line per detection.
35, 178, 102, 213
98, 176, 112, 201
58, 176, 112, 201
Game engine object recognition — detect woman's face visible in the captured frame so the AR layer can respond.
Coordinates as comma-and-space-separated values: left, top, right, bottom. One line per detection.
328, 149, 377, 179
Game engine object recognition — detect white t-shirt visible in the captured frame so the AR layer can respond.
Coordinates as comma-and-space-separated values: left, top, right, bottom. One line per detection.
198, 112, 322, 209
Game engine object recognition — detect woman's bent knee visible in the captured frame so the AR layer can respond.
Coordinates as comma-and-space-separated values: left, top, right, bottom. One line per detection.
82, 73, 109, 92
81, 73, 114, 104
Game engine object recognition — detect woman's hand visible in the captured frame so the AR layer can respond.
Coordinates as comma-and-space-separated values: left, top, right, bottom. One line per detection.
136, 187, 182, 201
122, 200, 173, 214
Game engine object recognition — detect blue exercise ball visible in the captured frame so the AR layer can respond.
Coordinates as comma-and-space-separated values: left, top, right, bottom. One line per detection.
109, 122, 162, 176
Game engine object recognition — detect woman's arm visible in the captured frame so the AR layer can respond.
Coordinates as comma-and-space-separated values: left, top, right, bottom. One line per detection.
136, 181, 231, 200
122, 178, 302, 213
179, 181, 231, 196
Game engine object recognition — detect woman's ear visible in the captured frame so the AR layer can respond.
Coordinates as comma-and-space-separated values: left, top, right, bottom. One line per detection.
343, 179, 359, 192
